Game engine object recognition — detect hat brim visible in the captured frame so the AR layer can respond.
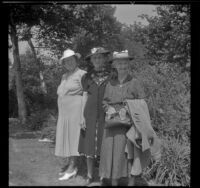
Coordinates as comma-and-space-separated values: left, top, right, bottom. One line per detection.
59, 53, 81, 64
112, 56, 134, 61
60, 53, 81, 61
85, 50, 110, 60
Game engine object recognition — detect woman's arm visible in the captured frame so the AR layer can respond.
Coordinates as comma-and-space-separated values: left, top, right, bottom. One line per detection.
61, 72, 69, 81
80, 74, 88, 130
80, 92, 87, 119
102, 82, 112, 112
80, 91, 88, 130
57, 73, 68, 96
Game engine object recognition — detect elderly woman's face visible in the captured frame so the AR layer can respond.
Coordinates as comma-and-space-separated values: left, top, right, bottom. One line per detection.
90, 53, 107, 70
113, 59, 130, 74
62, 56, 78, 72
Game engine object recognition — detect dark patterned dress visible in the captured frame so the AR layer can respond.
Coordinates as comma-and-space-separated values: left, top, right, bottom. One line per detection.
78, 70, 110, 157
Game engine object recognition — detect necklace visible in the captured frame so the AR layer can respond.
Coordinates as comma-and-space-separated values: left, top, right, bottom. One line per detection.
118, 76, 127, 87
91, 70, 108, 86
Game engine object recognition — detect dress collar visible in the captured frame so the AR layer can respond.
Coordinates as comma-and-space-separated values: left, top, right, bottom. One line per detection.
110, 74, 133, 86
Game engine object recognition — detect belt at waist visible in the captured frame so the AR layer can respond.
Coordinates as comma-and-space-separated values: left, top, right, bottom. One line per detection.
58, 94, 83, 98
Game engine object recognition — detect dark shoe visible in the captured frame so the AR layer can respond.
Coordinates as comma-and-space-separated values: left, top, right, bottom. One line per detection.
128, 178, 135, 186
100, 178, 108, 186
128, 174, 141, 186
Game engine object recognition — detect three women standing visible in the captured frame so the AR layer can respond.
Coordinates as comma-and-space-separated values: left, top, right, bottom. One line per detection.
55, 49, 86, 180
55, 48, 155, 186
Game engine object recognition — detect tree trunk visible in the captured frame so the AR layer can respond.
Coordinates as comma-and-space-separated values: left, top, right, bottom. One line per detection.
10, 24, 27, 124
9, 66, 15, 91
27, 38, 47, 94
9, 43, 15, 90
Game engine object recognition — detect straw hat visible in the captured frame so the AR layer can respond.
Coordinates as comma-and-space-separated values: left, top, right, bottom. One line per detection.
60, 49, 81, 61
85, 47, 110, 60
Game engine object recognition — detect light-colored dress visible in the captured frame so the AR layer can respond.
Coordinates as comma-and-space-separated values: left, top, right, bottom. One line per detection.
55, 68, 86, 157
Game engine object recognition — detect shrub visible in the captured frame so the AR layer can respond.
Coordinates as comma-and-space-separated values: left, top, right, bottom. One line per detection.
143, 137, 190, 186
9, 118, 21, 127
20, 52, 61, 115
132, 61, 190, 140
25, 109, 51, 131
40, 111, 57, 142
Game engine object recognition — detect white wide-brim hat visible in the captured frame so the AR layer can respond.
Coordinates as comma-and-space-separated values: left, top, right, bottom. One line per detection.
60, 49, 81, 61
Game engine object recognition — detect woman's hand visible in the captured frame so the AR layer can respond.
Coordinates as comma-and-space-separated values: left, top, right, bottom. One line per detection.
80, 117, 86, 131
133, 138, 142, 149
119, 108, 127, 120
62, 73, 68, 81
106, 106, 117, 119
106, 106, 116, 115
102, 103, 109, 112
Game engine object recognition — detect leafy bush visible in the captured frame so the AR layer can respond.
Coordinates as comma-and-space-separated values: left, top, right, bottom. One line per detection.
131, 62, 190, 141
127, 4, 191, 144
18, 51, 61, 115
143, 137, 190, 186
40, 111, 57, 142
25, 109, 51, 131
9, 118, 21, 127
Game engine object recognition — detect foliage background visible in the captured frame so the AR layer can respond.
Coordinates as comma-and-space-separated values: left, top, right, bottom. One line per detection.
9, 4, 190, 186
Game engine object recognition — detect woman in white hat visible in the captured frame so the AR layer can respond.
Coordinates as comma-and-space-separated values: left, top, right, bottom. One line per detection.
99, 50, 145, 186
55, 49, 86, 180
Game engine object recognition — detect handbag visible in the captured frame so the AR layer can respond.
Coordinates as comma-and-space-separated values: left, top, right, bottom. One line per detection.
104, 109, 132, 129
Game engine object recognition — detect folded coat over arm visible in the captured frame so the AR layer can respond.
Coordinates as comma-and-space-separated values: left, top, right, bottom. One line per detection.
125, 99, 161, 176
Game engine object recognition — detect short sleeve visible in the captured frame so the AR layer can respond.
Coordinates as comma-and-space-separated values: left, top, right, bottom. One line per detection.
79, 69, 87, 77
61, 73, 68, 82
130, 79, 145, 99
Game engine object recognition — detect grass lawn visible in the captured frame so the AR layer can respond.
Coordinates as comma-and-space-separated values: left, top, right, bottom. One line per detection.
9, 119, 153, 186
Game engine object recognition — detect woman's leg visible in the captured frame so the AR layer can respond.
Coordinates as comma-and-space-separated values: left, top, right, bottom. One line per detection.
128, 159, 133, 176
111, 179, 118, 186
58, 156, 78, 180
67, 156, 78, 173
86, 156, 94, 178
60, 157, 70, 173
127, 158, 136, 185
128, 175, 137, 186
